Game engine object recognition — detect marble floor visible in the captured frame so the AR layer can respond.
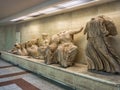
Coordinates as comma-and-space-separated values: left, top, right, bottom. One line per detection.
0, 59, 74, 90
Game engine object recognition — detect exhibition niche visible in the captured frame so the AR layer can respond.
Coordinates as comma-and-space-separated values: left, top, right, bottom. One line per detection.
9, 15, 120, 74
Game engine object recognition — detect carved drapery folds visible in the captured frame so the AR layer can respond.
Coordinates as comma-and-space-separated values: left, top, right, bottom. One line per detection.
56, 28, 83, 67
84, 15, 120, 73
9, 28, 83, 68
9, 15, 120, 73
44, 27, 83, 67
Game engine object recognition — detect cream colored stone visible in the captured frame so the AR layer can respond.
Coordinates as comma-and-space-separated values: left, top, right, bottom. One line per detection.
47, 67, 57, 80
1, 52, 120, 90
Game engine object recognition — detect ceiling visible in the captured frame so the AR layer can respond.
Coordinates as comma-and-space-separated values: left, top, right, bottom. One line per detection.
0, 0, 115, 25
0, 0, 68, 25
0, 0, 46, 20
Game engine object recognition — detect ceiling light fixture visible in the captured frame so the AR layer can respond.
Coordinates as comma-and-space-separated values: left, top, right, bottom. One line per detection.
39, 7, 60, 14
10, 0, 98, 22
11, 7, 60, 21
29, 7, 60, 16
27, 7, 60, 17
57, 0, 82, 7
28, 11, 42, 16
57, 0, 94, 8
10, 16, 28, 21
68, 0, 96, 9
23, 17, 33, 20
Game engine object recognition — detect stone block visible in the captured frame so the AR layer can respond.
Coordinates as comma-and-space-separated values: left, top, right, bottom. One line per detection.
1, 51, 120, 90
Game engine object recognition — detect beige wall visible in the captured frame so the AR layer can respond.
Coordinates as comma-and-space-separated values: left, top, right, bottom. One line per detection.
0, 27, 5, 50
1, 1, 120, 64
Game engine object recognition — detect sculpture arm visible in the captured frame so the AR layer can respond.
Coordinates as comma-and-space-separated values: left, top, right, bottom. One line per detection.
69, 27, 83, 35
84, 23, 89, 35
100, 15, 118, 36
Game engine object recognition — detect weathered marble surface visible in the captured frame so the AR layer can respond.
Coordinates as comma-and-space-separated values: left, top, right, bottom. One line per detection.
56, 28, 83, 67
84, 15, 120, 73
10, 28, 83, 68
9, 33, 50, 59
38, 33, 50, 59
45, 28, 83, 67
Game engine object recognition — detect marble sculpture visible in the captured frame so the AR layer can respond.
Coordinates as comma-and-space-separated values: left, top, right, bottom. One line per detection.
84, 15, 120, 73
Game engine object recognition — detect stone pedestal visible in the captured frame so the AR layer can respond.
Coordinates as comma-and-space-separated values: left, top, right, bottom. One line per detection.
1, 51, 120, 90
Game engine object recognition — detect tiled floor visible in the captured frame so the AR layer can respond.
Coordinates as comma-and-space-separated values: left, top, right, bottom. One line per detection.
0, 84, 22, 90
0, 59, 74, 90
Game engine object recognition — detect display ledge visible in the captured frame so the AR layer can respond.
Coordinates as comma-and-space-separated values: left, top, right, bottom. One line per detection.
1, 51, 120, 90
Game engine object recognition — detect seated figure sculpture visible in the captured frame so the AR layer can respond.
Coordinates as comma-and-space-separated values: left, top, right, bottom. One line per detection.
10, 43, 23, 55
20, 42, 28, 56
56, 27, 83, 67
44, 33, 60, 64
44, 27, 83, 67
84, 15, 120, 73
26, 40, 40, 59
38, 33, 50, 59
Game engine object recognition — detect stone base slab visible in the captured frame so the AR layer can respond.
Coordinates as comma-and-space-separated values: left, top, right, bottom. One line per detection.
0, 51, 120, 90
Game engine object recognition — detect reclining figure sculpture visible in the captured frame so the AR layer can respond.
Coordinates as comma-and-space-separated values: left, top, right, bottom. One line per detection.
45, 27, 83, 68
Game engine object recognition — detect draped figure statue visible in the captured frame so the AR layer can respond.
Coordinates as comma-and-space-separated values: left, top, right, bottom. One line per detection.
44, 27, 83, 67
38, 33, 50, 59
84, 15, 120, 73
44, 33, 60, 64
56, 27, 83, 67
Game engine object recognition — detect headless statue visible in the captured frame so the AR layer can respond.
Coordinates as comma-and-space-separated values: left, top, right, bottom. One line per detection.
84, 15, 120, 73
44, 33, 60, 64
44, 27, 83, 67
57, 27, 83, 67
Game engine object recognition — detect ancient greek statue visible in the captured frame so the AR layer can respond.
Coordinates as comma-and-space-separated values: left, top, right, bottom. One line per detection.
57, 27, 83, 67
84, 15, 120, 73
20, 42, 28, 56
38, 33, 50, 59
26, 40, 40, 58
10, 43, 23, 55
44, 33, 60, 64
45, 27, 83, 67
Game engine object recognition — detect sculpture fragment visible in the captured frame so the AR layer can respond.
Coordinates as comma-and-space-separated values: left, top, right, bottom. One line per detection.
84, 15, 120, 73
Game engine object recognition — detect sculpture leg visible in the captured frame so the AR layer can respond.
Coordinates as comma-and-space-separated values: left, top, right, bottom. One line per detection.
57, 43, 77, 68
44, 47, 53, 64
62, 45, 77, 67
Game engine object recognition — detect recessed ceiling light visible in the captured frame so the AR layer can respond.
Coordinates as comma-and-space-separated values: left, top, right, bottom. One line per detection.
39, 7, 60, 14
57, 0, 82, 7
10, 16, 27, 21
23, 17, 33, 20
23, 7, 60, 17
10, 0, 99, 22
57, 0, 94, 8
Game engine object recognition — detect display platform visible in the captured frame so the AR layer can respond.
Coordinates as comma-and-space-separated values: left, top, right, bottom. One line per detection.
0, 51, 120, 90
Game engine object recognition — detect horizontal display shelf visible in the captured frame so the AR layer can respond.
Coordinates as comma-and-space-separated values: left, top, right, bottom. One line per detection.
0, 51, 120, 90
